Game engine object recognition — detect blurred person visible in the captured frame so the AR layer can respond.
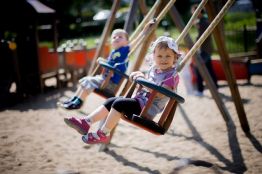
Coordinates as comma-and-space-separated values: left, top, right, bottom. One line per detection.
191, 4, 218, 97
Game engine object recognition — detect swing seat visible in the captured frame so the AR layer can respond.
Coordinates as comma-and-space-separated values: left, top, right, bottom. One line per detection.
93, 59, 129, 98
123, 114, 166, 134
122, 78, 185, 135
98, 60, 129, 79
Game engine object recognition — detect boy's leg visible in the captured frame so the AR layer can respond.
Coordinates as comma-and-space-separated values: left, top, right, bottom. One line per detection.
57, 86, 83, 107
74, 86, 84, 98
62, 86, 91, 110
78, 87, 89, 101
63, 75, 104, 109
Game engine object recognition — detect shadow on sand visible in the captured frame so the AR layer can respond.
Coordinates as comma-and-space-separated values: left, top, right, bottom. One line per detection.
0, 87, 76, 112
102, 104, 261, 174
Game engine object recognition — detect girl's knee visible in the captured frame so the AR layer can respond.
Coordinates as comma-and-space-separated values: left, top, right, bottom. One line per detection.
112, 98, 125, 111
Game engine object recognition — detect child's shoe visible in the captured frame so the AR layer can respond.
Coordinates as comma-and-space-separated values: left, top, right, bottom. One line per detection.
82, 130, 110, 144
63, 102, 82, 110
63, 96, 77, 105
64, 117, 90, 135
57, 96, 77, 108
63, 98, 83, 110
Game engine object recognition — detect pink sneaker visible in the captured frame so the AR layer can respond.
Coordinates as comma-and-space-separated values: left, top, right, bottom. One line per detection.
82, 130, 110, 144
64, 117, 90, 135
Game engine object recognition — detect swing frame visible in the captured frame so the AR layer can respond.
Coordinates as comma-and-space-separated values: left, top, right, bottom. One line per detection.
99, 0, 237, 136
97, 0, 250, 153
91, 0, 177, 99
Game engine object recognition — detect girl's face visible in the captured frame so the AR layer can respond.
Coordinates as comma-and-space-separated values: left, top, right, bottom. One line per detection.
111, 32, 128, 49
153, 46, 178, 71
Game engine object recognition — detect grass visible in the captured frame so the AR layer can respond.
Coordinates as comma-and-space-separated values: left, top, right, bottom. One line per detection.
224, 12, 256, 30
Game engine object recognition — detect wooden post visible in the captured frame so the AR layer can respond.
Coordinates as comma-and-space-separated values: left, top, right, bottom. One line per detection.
53, 18, 58, 51
169, 6, 231, 123
138, 0, 148, 16
205, 1, 250, 132
124, 0, 139, 34
88, 0, 121, 75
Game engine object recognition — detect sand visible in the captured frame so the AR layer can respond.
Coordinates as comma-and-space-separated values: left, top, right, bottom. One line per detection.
0, 75, 261, 174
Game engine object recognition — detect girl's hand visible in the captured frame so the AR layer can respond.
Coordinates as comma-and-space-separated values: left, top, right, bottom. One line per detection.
130, 71, 145, 81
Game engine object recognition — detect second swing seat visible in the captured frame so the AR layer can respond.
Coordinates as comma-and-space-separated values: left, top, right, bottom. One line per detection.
93, 59, 129, 98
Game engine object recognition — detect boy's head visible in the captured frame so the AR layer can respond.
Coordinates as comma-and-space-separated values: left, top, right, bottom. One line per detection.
111, 29, 129, 49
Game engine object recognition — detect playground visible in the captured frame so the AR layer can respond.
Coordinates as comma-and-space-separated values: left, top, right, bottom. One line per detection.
0, 75, 261, 174
1, 0, 262, 173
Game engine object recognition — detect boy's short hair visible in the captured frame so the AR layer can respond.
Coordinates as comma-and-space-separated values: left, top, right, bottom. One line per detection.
112, 29, 129, 41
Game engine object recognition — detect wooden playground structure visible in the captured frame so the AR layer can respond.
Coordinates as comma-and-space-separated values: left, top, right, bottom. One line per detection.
86, 0, 252, 142
38, 0, 262, 141
1, 1, 261, 173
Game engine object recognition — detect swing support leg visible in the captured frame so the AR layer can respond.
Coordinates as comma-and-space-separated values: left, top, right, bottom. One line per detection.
205, 1, 250, 133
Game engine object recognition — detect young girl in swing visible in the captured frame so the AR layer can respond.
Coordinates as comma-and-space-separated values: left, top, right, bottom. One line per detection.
64, 36, 181, 144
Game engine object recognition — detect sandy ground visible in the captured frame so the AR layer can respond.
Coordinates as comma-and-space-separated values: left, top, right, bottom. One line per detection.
0, 75, 261, 174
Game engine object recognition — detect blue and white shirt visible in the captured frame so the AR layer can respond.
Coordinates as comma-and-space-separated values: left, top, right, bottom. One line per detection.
105, 45, 130, 84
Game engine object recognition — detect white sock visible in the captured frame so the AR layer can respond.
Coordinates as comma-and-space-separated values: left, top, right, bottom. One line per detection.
92, 132, 100, 140
101, 127, 111, 136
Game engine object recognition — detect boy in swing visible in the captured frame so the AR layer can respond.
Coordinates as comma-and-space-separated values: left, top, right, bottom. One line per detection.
58, 22, 154, 110
64, 36, 181, 144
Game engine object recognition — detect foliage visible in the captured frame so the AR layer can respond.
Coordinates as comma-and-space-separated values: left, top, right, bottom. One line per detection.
40, 0, 258, 54
224, 12, 256, 30
222, 11, 257, 53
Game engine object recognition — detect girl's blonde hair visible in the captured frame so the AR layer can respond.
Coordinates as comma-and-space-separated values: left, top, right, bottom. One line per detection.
150, 36, 180, 56
154, 41, 177, 55
146, 36, 182, 66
